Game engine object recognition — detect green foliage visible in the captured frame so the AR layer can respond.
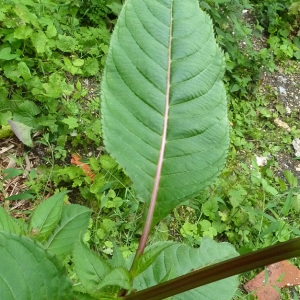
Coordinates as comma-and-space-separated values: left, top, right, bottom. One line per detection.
0, 0, 111, 151
199, 0, 267, 96
200, 0, 300, 97
251, 0, 300, 59
77, 0, 123, 25
184, 158, 300, 255
289, 1, 300, 14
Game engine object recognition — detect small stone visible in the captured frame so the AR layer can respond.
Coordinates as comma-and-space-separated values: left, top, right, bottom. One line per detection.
278, 86, 287, 95
286, 106, 292, 114
256, 156, 268, 167
274, 118, 291, 132
292, 138, 300, 157
278, 76, 287, 83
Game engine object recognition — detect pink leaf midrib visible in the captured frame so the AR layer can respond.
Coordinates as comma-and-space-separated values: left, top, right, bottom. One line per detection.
136, 1, 173, 256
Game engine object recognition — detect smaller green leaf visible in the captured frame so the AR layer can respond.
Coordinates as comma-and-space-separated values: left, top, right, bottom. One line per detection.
0, 11, 5, 22
2, 168, 24, 180
56, 34, 77, 52
0, 111, 13, 125
73, 239, 111, 298
3, 63, 21, 82
83, 57, 99, 76
261, 178, 278, 195
109, 242, 127, 269
5, 192, 34, 201
202, 198, 219, 220
292, 194, 300, 212
8, 120, 33, 147
44, 204, 91, 259
107, 2, 123, 15
13, 4, 40, 28
294, 50, 300, 60
0, 125, 13, 139
14, 25, 34, 39
17, 62, 31, 80
31, 30, 48, 53
200, 220, 218, 238
180, 222, 198, 238
62, 116, 79, 129
29, 191, 68, 242
0, 206, 22, 234
76, 80, 82, 91
73, 58, 84, 67
17, 100, 41, 117
281, 189, 293, 216
97, 267, 132, 291
100, 155, 117, 170
90, 174, 106, 194
289, 2, 300, 14
89, 157, 99, 171
42, 73, 74, 98
74, 239, 132, 298
46, 24, 57, 38
0, 47, 17, 60
63, 57, 82, 75
284, 170, 298, 187
228, 186, 247, 209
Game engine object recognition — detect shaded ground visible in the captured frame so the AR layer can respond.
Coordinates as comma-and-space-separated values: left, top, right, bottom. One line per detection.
0, 136, 36, 216
260, 62, 300, 177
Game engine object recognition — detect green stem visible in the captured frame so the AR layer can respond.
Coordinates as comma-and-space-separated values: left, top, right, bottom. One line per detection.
123, 237, 300, 300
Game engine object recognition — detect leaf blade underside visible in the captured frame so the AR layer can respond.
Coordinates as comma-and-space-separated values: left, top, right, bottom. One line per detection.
101, 0, 229, 225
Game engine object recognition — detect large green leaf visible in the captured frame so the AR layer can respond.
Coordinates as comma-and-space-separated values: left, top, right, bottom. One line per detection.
101, 0, 228, 224
0, 231, 74, 300
44, 204, 91, 259
132, 238, 239, 300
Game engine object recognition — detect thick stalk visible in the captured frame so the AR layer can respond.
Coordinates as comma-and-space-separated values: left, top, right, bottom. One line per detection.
123, 237, 300, 300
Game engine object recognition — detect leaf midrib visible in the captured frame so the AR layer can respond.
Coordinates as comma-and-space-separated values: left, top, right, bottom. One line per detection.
136, 0, 174, 256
